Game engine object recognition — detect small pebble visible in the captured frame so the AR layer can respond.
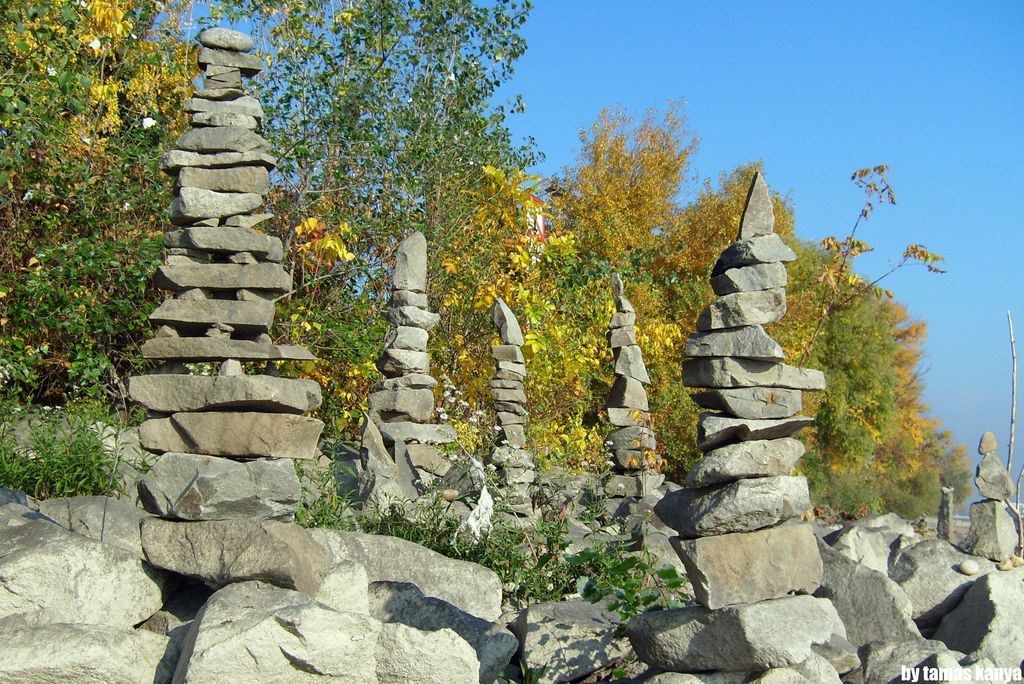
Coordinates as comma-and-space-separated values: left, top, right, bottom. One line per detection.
1012, 555, 1024, 568
958, 559, 980, 576
997, 558, 1014, 571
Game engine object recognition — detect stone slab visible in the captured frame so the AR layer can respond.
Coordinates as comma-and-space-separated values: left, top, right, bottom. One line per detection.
711, 261, 789, 295
683, 357, 826, 390
164, 226, 283, 261
197, 46, 263, 73
697, 413, 815, 451
141, 337, 314, 361
140, 412, 324, 459
686, 438, 805, 488
712, 234, 797, 276
149, 299, 275, 334
177, 165, 270, 195
129, 374, 321, 414
696, 289, 787, 331
692, 387, 802, 419
684, 325, 785, 361
161, 148, 275, 173
607, 375, 650, 410
170, 187, 264, 224
156, 263, 290, 293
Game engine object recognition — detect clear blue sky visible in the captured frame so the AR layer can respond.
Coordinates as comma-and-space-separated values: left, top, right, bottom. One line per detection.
496, 3, 1024, 480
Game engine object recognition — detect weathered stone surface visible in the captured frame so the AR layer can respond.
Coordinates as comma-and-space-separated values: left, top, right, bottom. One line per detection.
615, 345, 651, 384
491, 344, 525, 363
607, 326, 638, 348
890, 539, 989, 630
140, 412, 324, 459
495, 361, 527, 378
191, 110, 258, 128
197, 46, 263, 73
962, 499, 1017, 561
859, 639, 975, 684
627, 595, 846, 673
380, 373, 437, 390
358, 419, 421, 508
687, 438, 805, 487
692, 387, 802, 420
696, 289, 787, 331
130, 374, 320, 413
141, 519, 330, 593
978, 430, 998, 455
369, 581, 517, 684
684, 325, 785, 361
608, 407, 650, 427
675, 523, 823, 609
197, 27, 254, 52
390, 288, 429, 308
309, 528, 503, 620
138, 452, 301, 521
313, 560, 369, 614
184, 95, 265, 122
490, 387, 527, 403
683, 357, 826, 390
37, 495, 149, 558
827, 513, 917, 575
697, 414, 815, 451
170, 187, 264, 224
510, 599, 632, 683
141, 337, 314, 361
712, 234, 798, 276
377, 348, 430, 376
739, 172, 774, 238
656, 475, 810, 538
157, 262, 290, 293
711, 261, 788, 296
491, 298, 524, 346
0, 622, 174, 684
386, 305, 440, 330
173, 581, 381, 683
607, 375, 650, 410
393, 231, 428, 292
608, 424, 657, 452
164, 225, 283, 260
975, 452, 1015, 500
0, 520, 169, 629
933, 569, 1024, 668
377, 420, 456, 445
176, 165, 269, 195
814, 539, 919, 647
368, 387, 435, 422
161, 147, 274, 172
385, 325, 429, 352
175, 126, 269, 154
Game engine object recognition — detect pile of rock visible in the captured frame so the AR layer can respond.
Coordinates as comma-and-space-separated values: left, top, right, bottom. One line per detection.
962, 431, 1017, 563
130, 27, 323, 522
636, 173, 847, 679
604, 274, 656, 473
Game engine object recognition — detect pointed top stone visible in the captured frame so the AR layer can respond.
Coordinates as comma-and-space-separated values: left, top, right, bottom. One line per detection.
393, 232, 428, 293
611, 273, 624, 299
491, 298, 524, 346
978, 431, 998, 456
611, 273, 634, 313
738, 172, 775, 239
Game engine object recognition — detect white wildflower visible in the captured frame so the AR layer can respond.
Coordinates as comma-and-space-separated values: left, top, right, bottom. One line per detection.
81, 136, 91, 145
123, 201, 130, 210
141, 117, 156, 129
22, 189, 33, 201
88, 38, 101, 50
46, 67, 56, 76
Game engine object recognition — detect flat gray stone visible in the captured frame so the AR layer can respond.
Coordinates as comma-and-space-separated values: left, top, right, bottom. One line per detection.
490, 387, 527, 403
183, 95, 265, 121
140, 412, 324, 459
674, 523, 822, 609
149, 299, 274, 333
358, 420, 421, 507
607, 407, 649, 427
197, 46, 263, 73
684, 357, 826, 390
627, 595, 846, 673
609, 310, 636, 327
130, 374, 320, 413
692, 387, 802, 419
933, 569, 1024, 668
157, 263, 290, 293
386, 325, 429, 352
197, 27, 254, 52
615, 345, 651, 384
164, 225, 283, 260
712, 234, 797, 276
175, 126, 269, 154
393, 231, 428, 292
377, 348, 430, 376
141, 337, 314, 361
161, 147, 274, 173
696, 289, 787, 331
962, 499, 1017, 562
975, 452, 1014, 500
139, 453, 300, 521
697, 414, 815, 451
170, 187, 264, 224
380, 373, 437, 390
177, 165, 269, 194
491, 298, 524, 345
368, 387, 435, 422
491, 344, 524, 363
738, 172, 775, 238
191, 111, 258, 128
607, 326, 637, 348
386, 305, 440, 330
391, 288, 429, 308
36, 496, 149, 558
377, 421, 456, 445
711, 261, 788, 295
684, 325, 785, 361
607, 424, 657, 453
656, 475, 810, 538
686, 438, 805, 488
607, 375, 649, 410
890, 539, 990, 630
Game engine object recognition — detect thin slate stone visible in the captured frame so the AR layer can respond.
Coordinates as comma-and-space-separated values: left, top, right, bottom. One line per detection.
380, 373, 437, 390
711, 234, 797, 277
192, 87, 246, 101
491, 345, 525, 363
224, 213, 273, 229
156, 264, 290, 293
697, 413, 815, 452
738, 172, 775, 239
197, 47, 263, 74
169, 188, 264, 225
184, 96, 264, 121
684, 325, 784, 361
191, 111, 258, 129
140, 337, 314, 361
160, 148, 275, 174
711, 262, 788, 295
385, 305, 440, 331
691, 387, 802, 420
683, 357, 826, 390
696, 289, 787, 331
174, 127, 270, 154
686, 437, 806, 488
129, 375, 321, 414
149, 299, 274, 334
176, 166, 270, 195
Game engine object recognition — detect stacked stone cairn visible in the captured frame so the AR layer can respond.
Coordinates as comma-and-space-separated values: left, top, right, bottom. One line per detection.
488, 299, 536, 517
633, 173, 849, 678
962, 431, 1017, 562
359, 232, 456, 505
130, 28, 323, 522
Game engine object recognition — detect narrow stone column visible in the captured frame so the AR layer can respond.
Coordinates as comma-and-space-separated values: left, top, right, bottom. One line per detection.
962, 431, 1016, 561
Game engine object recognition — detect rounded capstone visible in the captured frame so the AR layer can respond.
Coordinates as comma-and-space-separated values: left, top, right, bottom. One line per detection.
198, 28, 254, 53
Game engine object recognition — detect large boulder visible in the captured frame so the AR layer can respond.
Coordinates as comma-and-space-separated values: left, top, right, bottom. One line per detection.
933, 570, 1024, 668
961, 499, 1017, 562
975, 452, 1014, 500
0, 520, 170, 629
859, 639, 973, 684
655, 476, 810, 538
37, 495, 151, 558
826, 513, 918, 575
376, 622, 480, 683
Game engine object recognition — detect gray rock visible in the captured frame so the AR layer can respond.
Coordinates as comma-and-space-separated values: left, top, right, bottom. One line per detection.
377, 622, 481, 682
184, 94, 265, 121
386, 305, 440, 330
859, 639, 972, 684
890, 539, 989, 630
141, 519, 330, 593
711, 261, 789, 295
368, 387, 435, 423
140, 412, 324, 459
495, 361, 527, 378
697, 413, 814, 451
937, 486, 955, 542
610, 310, 636, 327
0, 487, 27, 506
197, 27, 254, 52
608, 327, 638, 348
138, 452, 300, 521
687, 438, 805, 487
177, 165, 269, 194
197, 46, 263, 73
684, 325, 785, 361
380, 372, 438, 390
962, 499, 1017, 562
391, 288, 429, 308
0, 520, 170, 629
130, 374, 320, 414
157, 262, 290, 293
712, 234, 798, 276
170, 187, 264, 224
828, 514, 917, 575
627, 595, 846, 673
309, 528, 503, 621
814, 539, 920, 647
358, 419, 421, 507
377, 421, 456, 445
491, 344, 525, 363
499, 423, 527, 448
491, 298, 524, 346
393, 231, 428, 292
313, 560, 369, 614
933, 569, 1024, 668
693, 387, 802, 420
164, 225, 283, 260
739, 172, 774, 238
975, 452, 1015, 500
191, 110, 258, 128
683, 357, 826, 390
656, 475, 810, 538
978, 431, 998, 455
607, 375, 650, 410
369, 581, 517, 684
377, 349, 431, 377
608, 425, 657, 452
696, 289, 787, 331
141, 337, 314, 361
386, 325, 429, 352
491, 387, 527, 403
674, 523, 823, 609
0, 502, 50, 528
37, 495, 149, 558
161, 147, 274, 172
511, 599, 632, 683
149, 298, 274, 333
615, 345, 652, 384
0, 622, 174, 684
175, 126, 269, 154
608, 407, 650, 427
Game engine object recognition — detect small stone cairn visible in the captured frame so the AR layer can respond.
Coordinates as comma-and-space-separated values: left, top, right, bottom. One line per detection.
937, 485, 955, 542
130, 28, 323, 522
488, 299, 536, 517
634, 173, 844, 677
962, 431, 1017, 561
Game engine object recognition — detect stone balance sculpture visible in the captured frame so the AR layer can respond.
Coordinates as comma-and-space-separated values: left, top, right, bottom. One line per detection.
633, 173, 846, 676
129, 28, 323, 522
962, 431, 1017, 562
